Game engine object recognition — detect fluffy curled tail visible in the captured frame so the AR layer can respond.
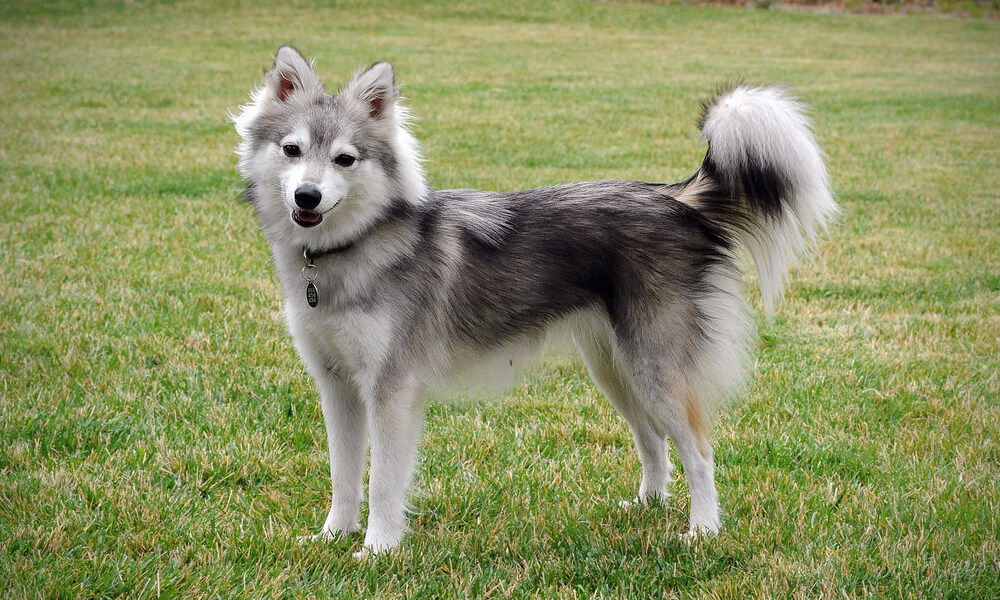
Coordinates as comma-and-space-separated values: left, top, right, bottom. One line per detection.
680, 85, 838, 316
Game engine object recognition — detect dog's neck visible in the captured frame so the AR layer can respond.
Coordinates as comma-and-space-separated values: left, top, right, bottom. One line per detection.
293, 197, 423, 309
302, 195, 419, 262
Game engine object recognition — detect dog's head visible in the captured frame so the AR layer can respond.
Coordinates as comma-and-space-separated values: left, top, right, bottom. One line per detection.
233, 46, 426, 248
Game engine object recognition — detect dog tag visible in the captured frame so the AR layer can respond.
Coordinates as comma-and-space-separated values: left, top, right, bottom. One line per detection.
306, 281, 319, 308
301, 254, 320, 308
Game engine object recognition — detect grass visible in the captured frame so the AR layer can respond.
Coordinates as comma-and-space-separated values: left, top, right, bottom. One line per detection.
1, 0, 998, 598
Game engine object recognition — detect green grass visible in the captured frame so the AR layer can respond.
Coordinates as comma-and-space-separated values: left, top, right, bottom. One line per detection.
2, 1, 998, 598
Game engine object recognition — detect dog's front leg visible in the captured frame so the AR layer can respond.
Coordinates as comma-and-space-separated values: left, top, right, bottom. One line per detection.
288, 318, 369, 540
316, 374, 368, 538
360, 385, 424, 555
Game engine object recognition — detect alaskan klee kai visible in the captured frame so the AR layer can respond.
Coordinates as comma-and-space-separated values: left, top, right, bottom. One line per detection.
233, 46, 837, 556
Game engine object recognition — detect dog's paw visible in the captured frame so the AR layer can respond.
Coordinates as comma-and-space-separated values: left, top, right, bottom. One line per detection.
618, 497, 642, 510
353, 542, 399, 561
618, 491, 670, 510
680, 522, 720, 543
355, 527, 404, 559
352, 547, 373, 561
297, 525, 358, 544
297, 531, 333, 544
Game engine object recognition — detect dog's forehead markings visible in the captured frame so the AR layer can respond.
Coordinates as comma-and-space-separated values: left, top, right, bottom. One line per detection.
329, 137, 359, 159
281, 126, 311, 149
302, 109, 352, 150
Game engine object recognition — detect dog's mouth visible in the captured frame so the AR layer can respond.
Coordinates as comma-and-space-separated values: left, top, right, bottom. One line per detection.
292, 209, 323, 228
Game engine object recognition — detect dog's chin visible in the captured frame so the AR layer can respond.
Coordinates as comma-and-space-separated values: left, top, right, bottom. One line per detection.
292, 209, 323, 228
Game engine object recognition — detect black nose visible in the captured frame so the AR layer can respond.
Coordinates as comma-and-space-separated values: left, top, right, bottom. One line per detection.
294, 184, 322, 210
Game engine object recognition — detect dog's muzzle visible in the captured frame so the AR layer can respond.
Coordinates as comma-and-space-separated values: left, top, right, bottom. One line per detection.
292, 184, 323, 227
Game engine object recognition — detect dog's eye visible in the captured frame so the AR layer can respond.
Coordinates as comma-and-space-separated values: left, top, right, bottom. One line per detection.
283, 144, 302, 158
334, 154, 357, 167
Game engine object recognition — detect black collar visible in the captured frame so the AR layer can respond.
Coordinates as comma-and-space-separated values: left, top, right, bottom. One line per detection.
303, 239, 356, 262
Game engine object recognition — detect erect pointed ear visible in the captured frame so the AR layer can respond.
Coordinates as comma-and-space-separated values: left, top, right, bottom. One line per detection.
265, 45, 323, 102
344, 61, 399, 120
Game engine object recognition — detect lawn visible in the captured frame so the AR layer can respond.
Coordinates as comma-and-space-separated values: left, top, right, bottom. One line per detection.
1, 1, 998, 598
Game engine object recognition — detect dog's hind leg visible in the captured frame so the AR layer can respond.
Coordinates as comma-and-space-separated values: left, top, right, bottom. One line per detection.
668, 387, 719, 536
575, 323, 673, 504
616, 321, 721, 536
634, 369, 720, 535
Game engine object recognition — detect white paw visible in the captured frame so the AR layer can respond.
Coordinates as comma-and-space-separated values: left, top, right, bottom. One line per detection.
296, 525, 358, 544
352, 548, 371, 561
618, 491, 670, 509
297, 531, 332, 544
618, 496, 642, 509
353, 541, 399, 561
680, 521, 720, 542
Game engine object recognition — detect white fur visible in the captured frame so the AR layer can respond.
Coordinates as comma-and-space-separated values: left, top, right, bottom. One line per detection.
701, 85, 838, 316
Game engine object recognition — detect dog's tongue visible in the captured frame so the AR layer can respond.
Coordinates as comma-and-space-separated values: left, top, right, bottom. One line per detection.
296, 210, 322, 223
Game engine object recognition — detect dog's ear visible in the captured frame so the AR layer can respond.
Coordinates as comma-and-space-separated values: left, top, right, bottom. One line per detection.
265, 45, 323, 103
343, 61, 399, 120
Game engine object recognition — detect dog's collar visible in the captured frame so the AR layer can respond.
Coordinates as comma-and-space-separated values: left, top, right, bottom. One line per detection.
300, 239, 358, 309
303, 240, 355, 262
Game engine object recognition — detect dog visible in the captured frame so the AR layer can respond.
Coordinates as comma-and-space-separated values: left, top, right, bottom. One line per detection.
233, 46, 836, 556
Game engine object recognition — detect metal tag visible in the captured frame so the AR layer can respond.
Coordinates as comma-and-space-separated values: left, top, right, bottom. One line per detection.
306, 281, 319, 308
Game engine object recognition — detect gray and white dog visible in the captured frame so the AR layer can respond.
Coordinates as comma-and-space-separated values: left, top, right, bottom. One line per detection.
233, 46, 836, 555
